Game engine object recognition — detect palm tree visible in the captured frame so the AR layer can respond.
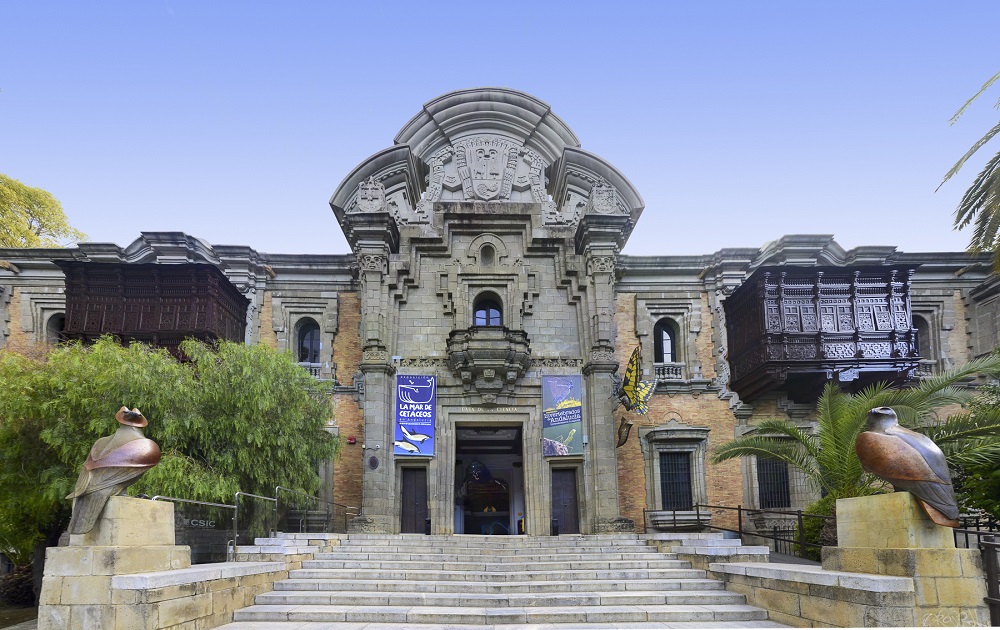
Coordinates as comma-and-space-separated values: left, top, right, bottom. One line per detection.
711, 355, 1000, 501
939, 70, 1000, 272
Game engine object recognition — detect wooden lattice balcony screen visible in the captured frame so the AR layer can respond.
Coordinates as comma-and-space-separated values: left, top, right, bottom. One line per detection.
56, 261, 249, 354
723, 265, 920, 402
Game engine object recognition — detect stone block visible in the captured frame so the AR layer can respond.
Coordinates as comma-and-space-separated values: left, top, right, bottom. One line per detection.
933, 576, 986, 607
69, 604, 114, 629
38, 577, 63, 606
835, 494, 954, 549
92, 545, 182, 575
45, 547, 94, 576
70, 496, 175, 547
155, 591, 212, 627
754, 587, 801, 616
113, 602, 156, 629
862, 604, 916, 627
36, 604, 71, 630
799, 594, 864, 628
60, 575, 112, 605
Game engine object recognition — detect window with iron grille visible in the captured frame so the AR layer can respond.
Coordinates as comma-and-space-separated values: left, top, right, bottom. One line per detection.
659, 451, 693, 510
757, 456, 791, 509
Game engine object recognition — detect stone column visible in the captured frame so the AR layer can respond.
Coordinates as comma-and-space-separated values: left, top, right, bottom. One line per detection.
823, 492, 990, 627
341, 211, 400, 534
576, 215, 633, 533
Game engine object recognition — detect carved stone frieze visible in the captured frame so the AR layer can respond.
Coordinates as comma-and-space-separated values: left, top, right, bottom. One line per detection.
589, 350, 616, 363
533, 357, 584, 368
399, 357, 449, 368
415, 136, 556, 217
362, 349, 389, 362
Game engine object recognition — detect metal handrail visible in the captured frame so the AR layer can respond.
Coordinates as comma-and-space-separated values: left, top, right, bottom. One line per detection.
233, 491, 278, 550
151, 496, 237, 510
275, 486, 358, 533
644, 503, 834, 560
980, 535, 1000, 626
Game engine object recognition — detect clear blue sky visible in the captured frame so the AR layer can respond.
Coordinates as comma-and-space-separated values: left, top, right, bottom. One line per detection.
2, 1, 998, 257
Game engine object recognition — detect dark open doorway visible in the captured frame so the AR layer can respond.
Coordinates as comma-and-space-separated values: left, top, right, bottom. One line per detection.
454, 425, 524, 535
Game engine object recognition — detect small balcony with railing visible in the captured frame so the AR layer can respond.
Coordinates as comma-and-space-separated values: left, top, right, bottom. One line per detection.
653, 362, 686, 380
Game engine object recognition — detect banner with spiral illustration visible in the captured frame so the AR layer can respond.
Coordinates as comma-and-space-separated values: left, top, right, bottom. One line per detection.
394, 375, 435, 456
542, 375, 583, 456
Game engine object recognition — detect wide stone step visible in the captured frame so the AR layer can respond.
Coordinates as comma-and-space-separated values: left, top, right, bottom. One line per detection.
255, 588, 747, 608
274, 577, 726, 593
221, 622, 785, 629
301, 559, 690, 571
314, 549, 665, 561
233, 603, 770, 624
288, 567, 708, 582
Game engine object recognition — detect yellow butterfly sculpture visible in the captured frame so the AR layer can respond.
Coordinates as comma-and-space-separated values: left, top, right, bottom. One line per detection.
614, 347, 656, 415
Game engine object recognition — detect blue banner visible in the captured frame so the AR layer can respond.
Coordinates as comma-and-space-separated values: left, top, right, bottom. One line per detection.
394, 375, 435, 456
542, 375, 583, 456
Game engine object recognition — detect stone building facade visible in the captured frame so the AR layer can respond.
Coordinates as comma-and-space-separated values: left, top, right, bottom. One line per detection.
1, 88, 997, 536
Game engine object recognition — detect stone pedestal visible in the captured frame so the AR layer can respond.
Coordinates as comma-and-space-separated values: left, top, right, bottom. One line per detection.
38, 496, 191, 630
822, 493, 989, 627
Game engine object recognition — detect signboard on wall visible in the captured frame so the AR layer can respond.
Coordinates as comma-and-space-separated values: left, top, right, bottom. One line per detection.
542, 375, 583, 456
394, 375, 435, 456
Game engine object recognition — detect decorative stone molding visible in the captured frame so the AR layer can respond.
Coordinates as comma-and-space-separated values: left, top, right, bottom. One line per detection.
357, 253, 388, 274
587, 255, 616, 275
414, 135, 556, 217
446, 327, 531, 403
533, 357, 585, 368
399, 357, 449, 368
584, 178, 624, 216
355, 176, 388, 213
640, 419, 711, 530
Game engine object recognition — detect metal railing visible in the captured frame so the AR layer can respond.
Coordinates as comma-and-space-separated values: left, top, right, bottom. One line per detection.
952, 528, 1000, 625
275, 486, 358, 533
150, 496, 237, 563
645, 503, 834, 561
233, 491, 278, 549
297, 362, 322, 378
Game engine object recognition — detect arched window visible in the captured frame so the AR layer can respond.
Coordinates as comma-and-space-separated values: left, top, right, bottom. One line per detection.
297, 318, 321, 363
654, 318, 677, 363
480, 244, 495, 267
473, 293, 502, 327
46, 313, 66, 344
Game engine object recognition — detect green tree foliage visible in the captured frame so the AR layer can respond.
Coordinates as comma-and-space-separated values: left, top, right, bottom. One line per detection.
711, 356, 1000, 501
0, 337, 338, 567
940, 71, 1000, 271
0, 174, 86, 248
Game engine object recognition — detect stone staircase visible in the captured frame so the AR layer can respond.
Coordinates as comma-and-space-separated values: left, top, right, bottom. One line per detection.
217, 532, 786, 629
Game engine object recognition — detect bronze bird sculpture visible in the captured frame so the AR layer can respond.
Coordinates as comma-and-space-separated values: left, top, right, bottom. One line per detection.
855, 406, 959, 527
66, 406, 162, 534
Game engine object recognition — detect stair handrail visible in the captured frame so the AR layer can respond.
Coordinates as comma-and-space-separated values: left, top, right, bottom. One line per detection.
274, 485, 359, 533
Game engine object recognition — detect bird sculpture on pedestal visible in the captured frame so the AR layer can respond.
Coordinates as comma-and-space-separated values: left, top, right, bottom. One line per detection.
65, 406, 162, 534
855, 406, 959, 527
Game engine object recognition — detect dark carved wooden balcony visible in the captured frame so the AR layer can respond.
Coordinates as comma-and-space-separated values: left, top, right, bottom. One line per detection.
56, 261, 249, 355
447, 327, 531, 404
724, 265, 919, 403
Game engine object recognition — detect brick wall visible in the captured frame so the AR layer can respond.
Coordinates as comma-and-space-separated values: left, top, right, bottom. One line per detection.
5, 287, 48, 360
614, 292, 742, 532
332, 292, 363, 512
258, 292, 278, 349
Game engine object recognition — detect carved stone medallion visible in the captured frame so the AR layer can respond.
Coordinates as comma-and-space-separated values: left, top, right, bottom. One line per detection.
356, 176, 387, 213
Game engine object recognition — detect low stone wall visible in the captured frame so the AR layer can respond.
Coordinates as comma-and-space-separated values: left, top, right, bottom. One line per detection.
110, 562, 287, 629
710, 562, 918, 628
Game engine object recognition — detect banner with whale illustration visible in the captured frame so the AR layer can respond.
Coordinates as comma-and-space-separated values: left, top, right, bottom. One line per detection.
394, 374, 435, 456
542, 375, 583, 456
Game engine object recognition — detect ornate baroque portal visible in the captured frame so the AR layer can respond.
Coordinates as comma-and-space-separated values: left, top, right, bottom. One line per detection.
329, 88, 645, 535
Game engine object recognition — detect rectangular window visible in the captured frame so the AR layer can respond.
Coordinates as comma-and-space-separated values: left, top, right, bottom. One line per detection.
659, 451, 692, 510
757, 457, 791, 509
